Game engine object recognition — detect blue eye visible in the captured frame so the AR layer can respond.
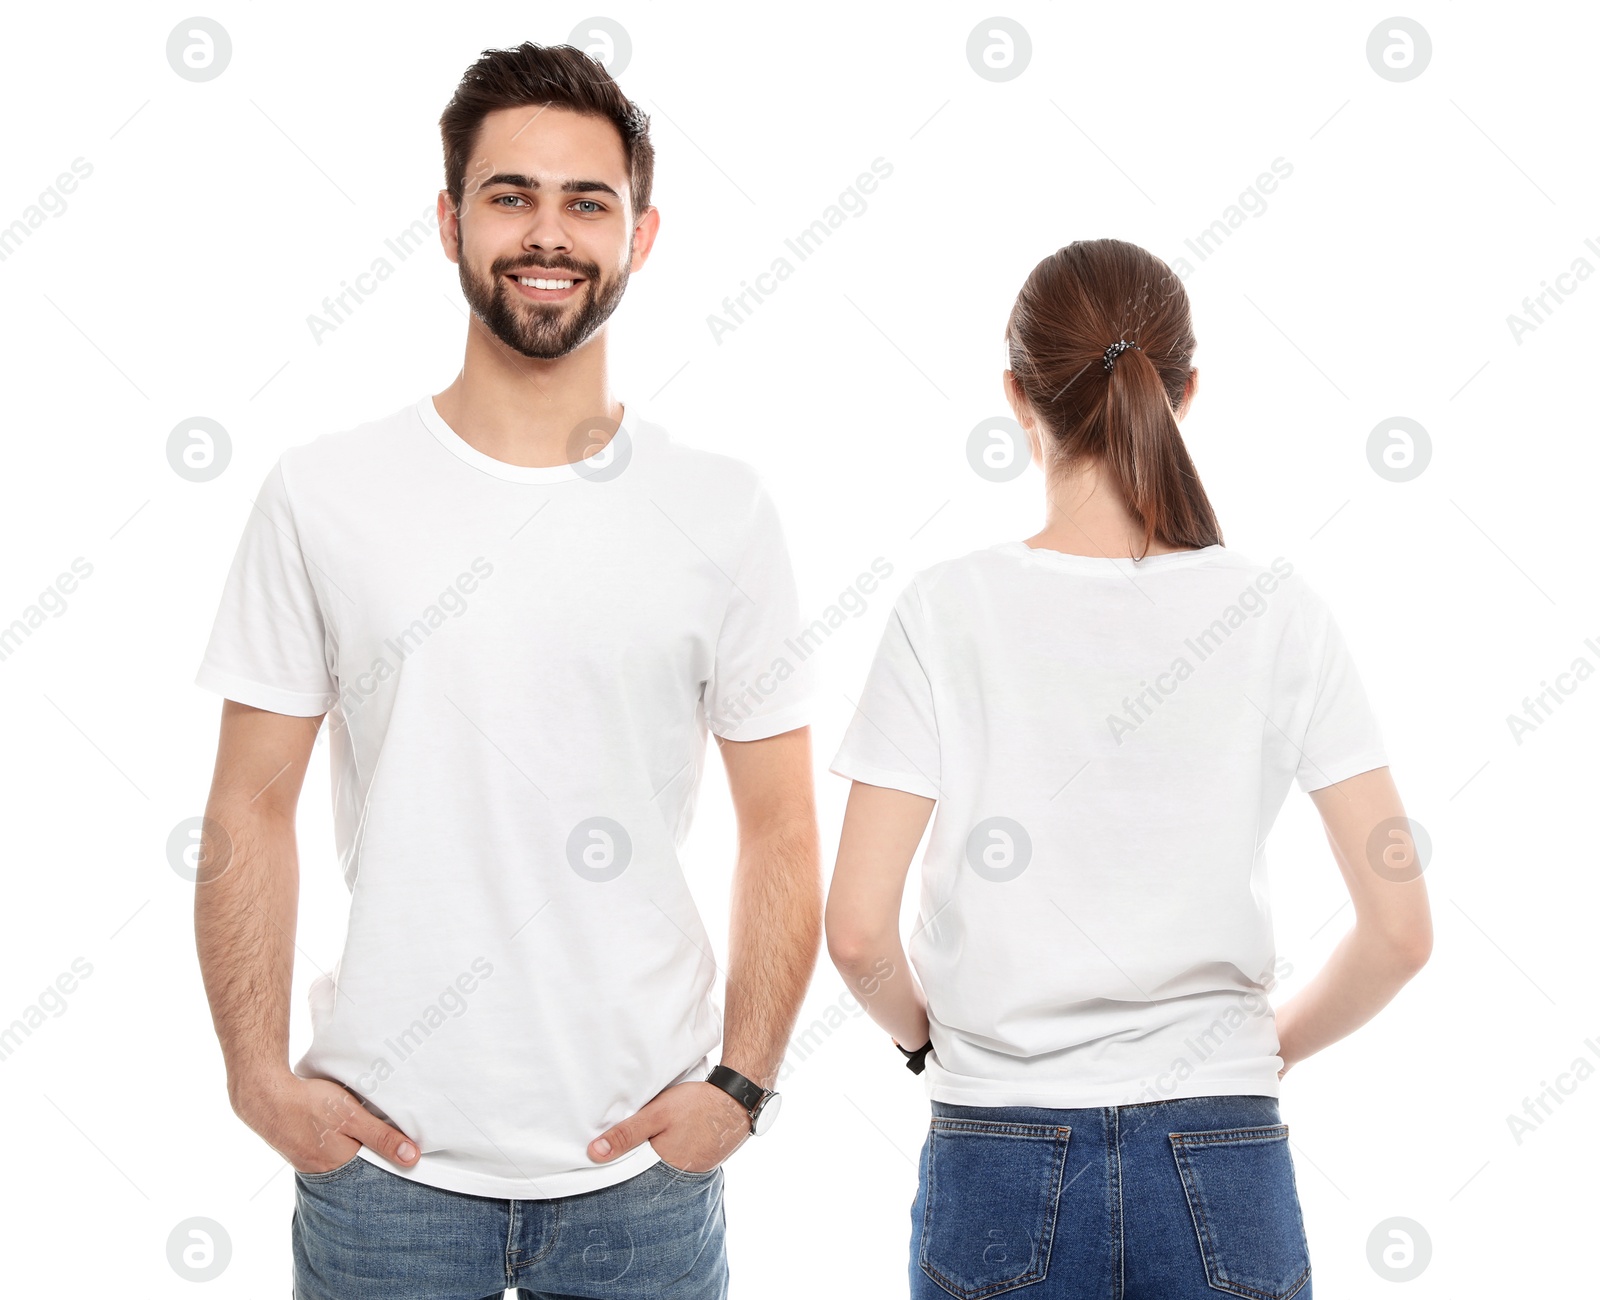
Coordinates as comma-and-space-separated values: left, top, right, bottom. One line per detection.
573, 199, 603, 213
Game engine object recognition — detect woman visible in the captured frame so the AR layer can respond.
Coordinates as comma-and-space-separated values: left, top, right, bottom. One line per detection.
826, 238, 1431, 1300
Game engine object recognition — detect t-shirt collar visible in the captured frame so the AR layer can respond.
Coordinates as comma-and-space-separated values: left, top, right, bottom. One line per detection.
1002, 539, 1223, 573
416, 393, 639, 484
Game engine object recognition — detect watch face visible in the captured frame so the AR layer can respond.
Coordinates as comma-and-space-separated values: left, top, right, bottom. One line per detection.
752, 1091, 782, 1136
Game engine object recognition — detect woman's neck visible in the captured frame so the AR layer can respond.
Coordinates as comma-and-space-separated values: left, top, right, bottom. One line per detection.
1026, 462, 1193, 559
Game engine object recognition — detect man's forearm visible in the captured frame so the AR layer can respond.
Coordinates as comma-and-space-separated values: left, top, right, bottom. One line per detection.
719, 817, 822, 1090
194, 803, 299, 1105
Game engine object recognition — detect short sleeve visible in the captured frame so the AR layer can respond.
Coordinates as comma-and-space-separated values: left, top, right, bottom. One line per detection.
1294, 592, 1388, 792
703, 482, 812, 741
194, 456, 338, 717
829, 582, 941, 800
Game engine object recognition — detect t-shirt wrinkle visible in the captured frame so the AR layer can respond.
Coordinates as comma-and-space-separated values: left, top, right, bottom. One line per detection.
830, 540, 1387, 1108
702, 484, 764, 720
196, 395, 811, 1199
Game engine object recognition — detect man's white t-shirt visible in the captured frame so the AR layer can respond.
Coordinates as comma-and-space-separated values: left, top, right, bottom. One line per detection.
197, 395, 811, 1199
829, 540, 1388, 1108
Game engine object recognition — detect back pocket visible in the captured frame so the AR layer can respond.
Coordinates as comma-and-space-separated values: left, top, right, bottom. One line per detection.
918, 1118, 1070, 1299
1168, 1123, 1310, 1300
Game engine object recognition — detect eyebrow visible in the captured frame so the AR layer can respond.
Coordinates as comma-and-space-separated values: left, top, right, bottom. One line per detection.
480, 174, 620, 200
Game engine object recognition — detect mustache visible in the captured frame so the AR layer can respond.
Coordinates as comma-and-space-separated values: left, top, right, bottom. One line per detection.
498, 257, 595, 278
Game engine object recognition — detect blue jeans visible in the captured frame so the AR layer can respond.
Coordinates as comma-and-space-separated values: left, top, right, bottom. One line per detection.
910, 1095, 1311, 1300
292, 1153, 727, 1299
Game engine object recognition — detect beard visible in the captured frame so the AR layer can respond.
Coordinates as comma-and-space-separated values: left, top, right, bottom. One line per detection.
457, 240, 629, 360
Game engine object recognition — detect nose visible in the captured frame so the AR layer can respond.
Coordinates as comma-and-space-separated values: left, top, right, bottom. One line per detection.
521, 205, 573, 255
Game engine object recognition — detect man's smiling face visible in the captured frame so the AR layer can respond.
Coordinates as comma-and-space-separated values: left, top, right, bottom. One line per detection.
448, 104, 646, 359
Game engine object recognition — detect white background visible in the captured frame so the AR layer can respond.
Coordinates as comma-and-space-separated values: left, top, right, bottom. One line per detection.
1, 1, 1595, 1295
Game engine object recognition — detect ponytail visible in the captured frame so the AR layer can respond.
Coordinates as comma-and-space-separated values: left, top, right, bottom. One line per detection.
1005, 239, 1222, 558
1103, 343, 1221, 557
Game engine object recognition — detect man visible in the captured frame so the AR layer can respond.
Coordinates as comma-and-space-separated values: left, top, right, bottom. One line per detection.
193, 42, 819, 1299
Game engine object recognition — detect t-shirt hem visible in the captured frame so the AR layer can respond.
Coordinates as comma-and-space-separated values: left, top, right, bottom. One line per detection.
828, 757, 939, 801
925, 1073, 1281, 1108
1298, 750, 1389, 792
709, 698, 811, 742
353, 1139, 662, 1200
194, 662, 335, 717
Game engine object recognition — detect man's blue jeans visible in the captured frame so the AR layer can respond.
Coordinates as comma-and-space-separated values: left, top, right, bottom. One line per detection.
292, 1152, 726, 1299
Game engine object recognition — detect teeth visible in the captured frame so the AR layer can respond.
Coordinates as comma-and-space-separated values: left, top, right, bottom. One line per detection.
517, 277, 575, 290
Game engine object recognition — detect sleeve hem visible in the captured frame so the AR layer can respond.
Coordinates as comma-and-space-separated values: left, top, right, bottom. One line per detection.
708, 698, 811, 743
1298, 751, 1389, 793
195, 663, 336, 718
828, 757, 940, 801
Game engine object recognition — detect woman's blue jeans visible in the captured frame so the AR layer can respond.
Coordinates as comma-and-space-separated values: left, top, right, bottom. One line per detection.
910, 1094, 1312, 1300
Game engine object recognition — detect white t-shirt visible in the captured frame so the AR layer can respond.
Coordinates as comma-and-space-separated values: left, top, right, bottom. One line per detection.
829, 540, 1388, 1108
197, 395, 811, 1199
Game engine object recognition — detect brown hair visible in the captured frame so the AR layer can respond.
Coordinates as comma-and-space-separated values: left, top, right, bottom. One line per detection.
1005, 238, 1222, 557
438, 42, 654, 219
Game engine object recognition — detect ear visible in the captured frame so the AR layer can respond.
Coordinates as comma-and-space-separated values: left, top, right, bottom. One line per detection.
629, 204, 661, 273
1003, 371, 1044, 470
1002, 368, 1026, 424
437, 190, 461, 266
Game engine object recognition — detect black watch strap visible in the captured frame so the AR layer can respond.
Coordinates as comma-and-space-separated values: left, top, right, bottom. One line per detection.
896, 1039, 933, 1074
706, 1064, 768, 1120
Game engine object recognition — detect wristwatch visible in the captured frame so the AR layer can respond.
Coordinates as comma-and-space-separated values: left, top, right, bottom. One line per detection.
895, 1038, 933, 1074
705, 1064, 782, 1136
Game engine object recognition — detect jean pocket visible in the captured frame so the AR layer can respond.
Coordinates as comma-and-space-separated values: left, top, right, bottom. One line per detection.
654, 1156, 719, 1181
294, 1150, 365, 1184
646, 1137, 721, 1181
1169, 1123, 1310, 1300
918, 1118, 1071, 1299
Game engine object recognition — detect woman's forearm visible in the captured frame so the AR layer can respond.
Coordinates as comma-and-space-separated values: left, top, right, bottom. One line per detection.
831, 937, 930, 1050
1274, 922, 1429, 1073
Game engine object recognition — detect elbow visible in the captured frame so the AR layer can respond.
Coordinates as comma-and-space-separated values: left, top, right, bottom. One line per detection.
824, 926, 870, 974
1383, 924, 1432, 975
824, 915, 888, 975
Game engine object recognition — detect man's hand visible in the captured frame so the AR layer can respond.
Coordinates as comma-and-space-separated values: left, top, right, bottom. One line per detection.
232, 1072, 422, 1175
588, 1080, 751, 1173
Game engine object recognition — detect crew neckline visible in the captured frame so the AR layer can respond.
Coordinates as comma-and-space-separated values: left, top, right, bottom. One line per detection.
999, 539, 1224, 573
416, 394, 638, 483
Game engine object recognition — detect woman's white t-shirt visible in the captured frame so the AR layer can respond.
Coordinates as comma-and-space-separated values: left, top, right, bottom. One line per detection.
829, 540, 1388, 1107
